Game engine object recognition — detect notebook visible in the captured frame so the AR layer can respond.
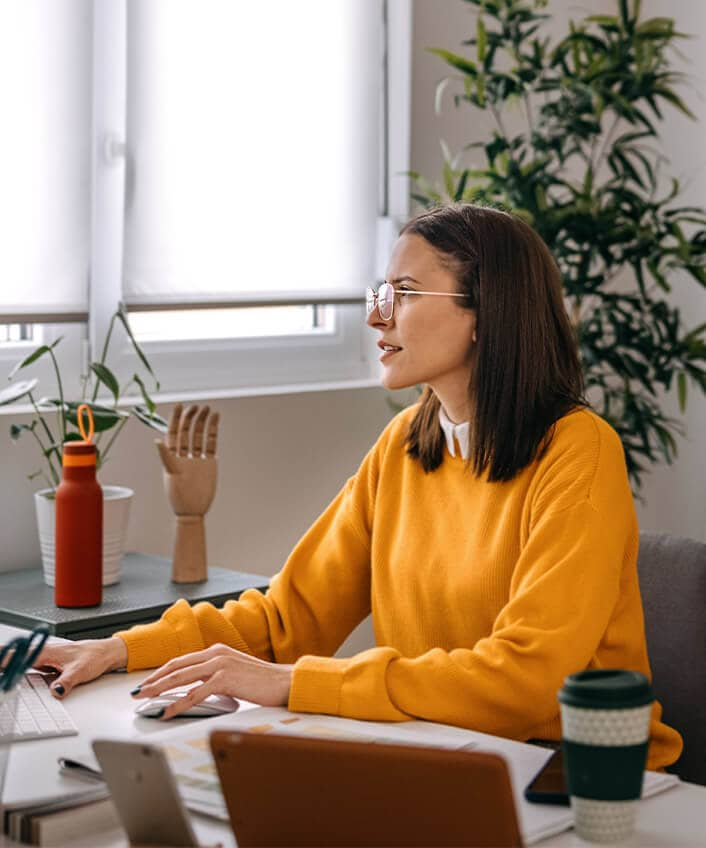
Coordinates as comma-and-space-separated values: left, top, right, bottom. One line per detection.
210, 729, 524, 848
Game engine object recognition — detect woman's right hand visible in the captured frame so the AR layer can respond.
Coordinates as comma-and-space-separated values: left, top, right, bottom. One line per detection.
34, 636, 128, 698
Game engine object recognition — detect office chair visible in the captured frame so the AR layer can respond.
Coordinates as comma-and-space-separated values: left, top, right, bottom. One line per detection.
637, 531, 706, 786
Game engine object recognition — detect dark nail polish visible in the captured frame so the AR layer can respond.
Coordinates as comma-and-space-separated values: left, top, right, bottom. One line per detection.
155, 708, 165, 718
129, 685, 142, 696
54, 684, 65, 695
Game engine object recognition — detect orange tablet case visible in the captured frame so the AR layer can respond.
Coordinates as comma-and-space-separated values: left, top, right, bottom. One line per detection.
210, 729, 524, 848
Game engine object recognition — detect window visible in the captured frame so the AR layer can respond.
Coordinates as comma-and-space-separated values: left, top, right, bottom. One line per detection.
1, 1, 412, 399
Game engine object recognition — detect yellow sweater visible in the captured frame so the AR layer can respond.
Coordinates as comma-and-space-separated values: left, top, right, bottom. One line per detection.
117, 406, 682, 770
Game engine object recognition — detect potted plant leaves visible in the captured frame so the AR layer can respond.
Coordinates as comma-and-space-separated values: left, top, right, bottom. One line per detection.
0, 305, 167, 585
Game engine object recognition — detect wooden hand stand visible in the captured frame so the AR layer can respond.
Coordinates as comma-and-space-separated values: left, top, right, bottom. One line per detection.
156, 403, 220, 584
172, 515, 208, 583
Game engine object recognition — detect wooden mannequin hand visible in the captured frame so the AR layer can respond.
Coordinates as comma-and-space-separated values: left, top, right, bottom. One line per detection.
157, 403, 220, 582
157, 403, 219, 517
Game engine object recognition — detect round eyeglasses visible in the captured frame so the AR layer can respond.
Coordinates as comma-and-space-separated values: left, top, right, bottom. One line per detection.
365, 282, 467, 322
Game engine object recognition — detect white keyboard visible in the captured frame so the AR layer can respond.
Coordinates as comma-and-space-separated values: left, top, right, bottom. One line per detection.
0, 671, 78, 742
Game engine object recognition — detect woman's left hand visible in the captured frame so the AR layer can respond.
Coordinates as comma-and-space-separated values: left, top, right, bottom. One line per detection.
131, 643, 293, 719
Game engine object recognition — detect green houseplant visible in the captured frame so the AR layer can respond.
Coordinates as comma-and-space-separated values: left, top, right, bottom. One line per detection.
0, 304, 167, 584
410, 0, 706, 491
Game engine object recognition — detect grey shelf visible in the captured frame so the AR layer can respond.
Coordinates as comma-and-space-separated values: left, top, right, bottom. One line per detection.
0, 552, 269, 640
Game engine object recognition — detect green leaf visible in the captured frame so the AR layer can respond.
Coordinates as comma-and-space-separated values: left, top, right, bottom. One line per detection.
63, 401, 128, 433
132, 373, 155, 415
116, 305, 160, 388
8, 338, 63, 380
0, 378, 39, 406
10, 422, 35, 441
635, 18, 677, 36
426, 48, 478, 77
36, 397, 68, 412
476, 15, 487, 62
653, 87, 696, 120
132, 405, 169, 433
90, 363, 120, 404
585, 15, 620, 28
454, 169, 470, 202
677, 372, 687, 412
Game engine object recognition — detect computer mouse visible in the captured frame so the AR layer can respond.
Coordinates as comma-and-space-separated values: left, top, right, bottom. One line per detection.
134, 689, 240, 719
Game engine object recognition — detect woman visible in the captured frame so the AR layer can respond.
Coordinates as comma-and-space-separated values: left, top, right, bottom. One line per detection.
36, 204, 682, 770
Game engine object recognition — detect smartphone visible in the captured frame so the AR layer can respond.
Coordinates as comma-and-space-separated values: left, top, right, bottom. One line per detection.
92, 739, 200, 847
523, 748, 570, 805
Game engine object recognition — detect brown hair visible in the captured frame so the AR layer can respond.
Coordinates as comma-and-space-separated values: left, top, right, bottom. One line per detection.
403, 203, 586, 481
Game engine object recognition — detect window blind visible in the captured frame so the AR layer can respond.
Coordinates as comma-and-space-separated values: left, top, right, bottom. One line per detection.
0, 1, 92, 323
122, 0, 384, 310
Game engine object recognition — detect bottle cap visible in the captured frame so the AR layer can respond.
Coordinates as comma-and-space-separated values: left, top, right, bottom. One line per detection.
62, 404, 97, 467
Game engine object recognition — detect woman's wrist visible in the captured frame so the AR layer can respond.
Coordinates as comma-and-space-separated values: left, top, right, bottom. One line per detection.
106, 636, 129, 671
281, 664, 294, 706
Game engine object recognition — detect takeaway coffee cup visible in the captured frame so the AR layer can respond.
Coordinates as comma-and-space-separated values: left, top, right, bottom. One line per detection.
558, 669, 654, 843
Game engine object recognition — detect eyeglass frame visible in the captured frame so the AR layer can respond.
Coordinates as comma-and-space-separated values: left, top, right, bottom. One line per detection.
365, 281, 468, 322
0, 625, 50, 694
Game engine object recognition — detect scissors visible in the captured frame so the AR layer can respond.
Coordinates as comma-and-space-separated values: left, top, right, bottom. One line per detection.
0, 625, 50, 693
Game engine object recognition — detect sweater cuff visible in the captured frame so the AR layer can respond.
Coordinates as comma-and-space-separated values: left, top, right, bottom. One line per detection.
288, 655, 350, 715
115, 599, 206, 671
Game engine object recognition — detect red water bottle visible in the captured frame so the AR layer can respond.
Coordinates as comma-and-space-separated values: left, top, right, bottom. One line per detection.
54, 404, 103, 607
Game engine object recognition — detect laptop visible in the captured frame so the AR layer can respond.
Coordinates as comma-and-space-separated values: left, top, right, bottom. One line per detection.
210, 730, 524, 848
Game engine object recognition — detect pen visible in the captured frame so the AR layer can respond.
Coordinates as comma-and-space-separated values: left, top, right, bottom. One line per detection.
57, 757, 105, 783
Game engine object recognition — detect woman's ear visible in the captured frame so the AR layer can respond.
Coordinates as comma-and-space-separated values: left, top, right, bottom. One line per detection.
470, 310, 477, 344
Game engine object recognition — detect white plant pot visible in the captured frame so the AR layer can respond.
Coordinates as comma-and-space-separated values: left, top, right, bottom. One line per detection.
34, 486, 134, 587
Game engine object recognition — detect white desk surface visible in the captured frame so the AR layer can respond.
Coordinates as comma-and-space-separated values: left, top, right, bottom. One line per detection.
1, 624, 704, 848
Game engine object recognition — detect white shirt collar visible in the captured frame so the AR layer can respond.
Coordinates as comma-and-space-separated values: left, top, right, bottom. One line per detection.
438, 406, 470, 460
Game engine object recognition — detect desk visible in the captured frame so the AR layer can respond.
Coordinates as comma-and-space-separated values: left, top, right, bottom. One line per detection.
0, 554, 269, 639
1, 623, 704, 848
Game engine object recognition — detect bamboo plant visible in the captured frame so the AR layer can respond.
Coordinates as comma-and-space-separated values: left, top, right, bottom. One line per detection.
0, 304, 167, 492
410, 0, 706, 490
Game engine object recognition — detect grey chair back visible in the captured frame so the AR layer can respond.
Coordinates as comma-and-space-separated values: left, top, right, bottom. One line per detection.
637, 531, 706, 786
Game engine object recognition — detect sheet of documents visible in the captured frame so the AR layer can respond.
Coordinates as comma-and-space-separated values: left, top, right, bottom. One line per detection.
152, 707, 480, 820
54, 706, 682, 845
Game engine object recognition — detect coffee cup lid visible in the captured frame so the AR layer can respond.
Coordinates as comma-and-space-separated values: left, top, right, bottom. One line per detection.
558, 669, 654, 709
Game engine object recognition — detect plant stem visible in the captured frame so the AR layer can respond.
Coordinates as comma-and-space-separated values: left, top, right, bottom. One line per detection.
28, 391, 56, 451
92, 312, 118, 402
27, 427, 60, 488
489, 102, 509, 141
47, 347, 67, 442
523, 92, 534, 135
98, 416, 128, 469
27, 392, 61, 484
40, 472, 55, 491
592, 114, 621, 178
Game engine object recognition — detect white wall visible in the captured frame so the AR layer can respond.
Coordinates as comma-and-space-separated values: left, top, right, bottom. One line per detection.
410, 0, 706, 540
1, 387, 395, 571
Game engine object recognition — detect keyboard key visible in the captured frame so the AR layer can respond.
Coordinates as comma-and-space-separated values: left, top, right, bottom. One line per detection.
0, 671, 78, 743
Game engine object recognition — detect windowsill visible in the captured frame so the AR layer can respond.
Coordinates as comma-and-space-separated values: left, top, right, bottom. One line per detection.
0, 375, 383, 416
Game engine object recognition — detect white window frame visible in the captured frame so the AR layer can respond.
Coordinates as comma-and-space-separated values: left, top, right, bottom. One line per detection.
86, 0, 412, 402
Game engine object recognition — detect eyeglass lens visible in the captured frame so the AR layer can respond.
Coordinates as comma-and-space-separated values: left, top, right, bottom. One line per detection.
366, 283, 395, 320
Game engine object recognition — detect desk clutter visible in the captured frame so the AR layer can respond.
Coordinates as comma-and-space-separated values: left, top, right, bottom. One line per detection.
2, 705, 680, 848
32, 402, 220, 596
3, 787, 117, 846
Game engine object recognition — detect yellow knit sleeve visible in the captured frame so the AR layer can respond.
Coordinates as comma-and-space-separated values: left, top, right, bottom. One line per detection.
290, 497, 629, 727
116, 441, 381, 671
